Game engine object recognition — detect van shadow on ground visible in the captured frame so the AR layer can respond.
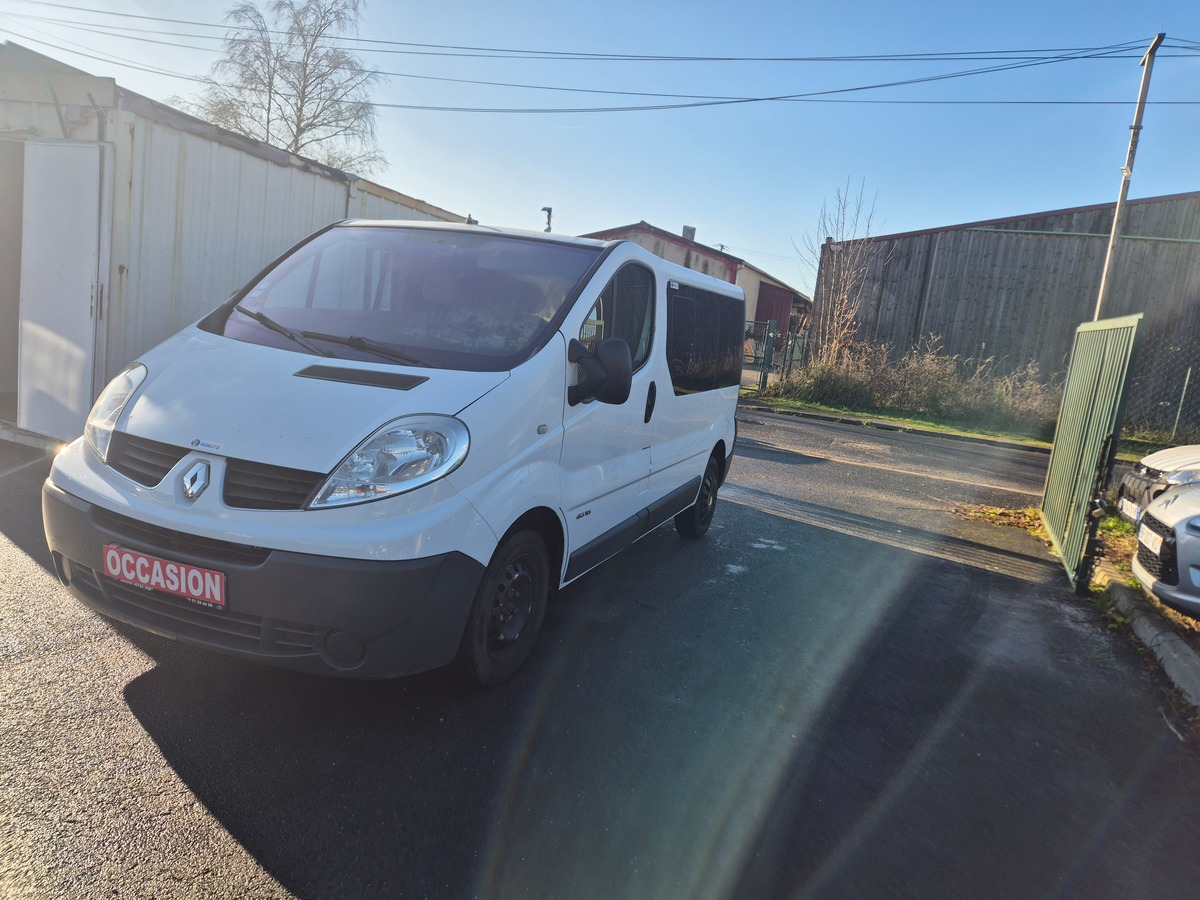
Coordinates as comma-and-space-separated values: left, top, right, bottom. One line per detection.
118, 494, 1199, 899
0, 441, 56, 571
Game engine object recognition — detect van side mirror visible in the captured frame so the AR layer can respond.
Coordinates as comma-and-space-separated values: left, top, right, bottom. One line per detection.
568, 338, 632, 406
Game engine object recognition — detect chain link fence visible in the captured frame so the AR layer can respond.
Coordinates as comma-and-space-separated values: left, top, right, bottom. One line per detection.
1123, 329, 1200, 446
743, 320, 807, 390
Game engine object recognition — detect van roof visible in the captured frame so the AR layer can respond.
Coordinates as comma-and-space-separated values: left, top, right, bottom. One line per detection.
337, 219, 745, 300
339, 219, 613, 250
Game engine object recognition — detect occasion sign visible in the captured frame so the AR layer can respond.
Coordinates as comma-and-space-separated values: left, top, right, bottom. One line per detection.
102, 544, 226, 609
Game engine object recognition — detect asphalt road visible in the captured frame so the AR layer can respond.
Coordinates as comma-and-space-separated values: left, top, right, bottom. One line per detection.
3, 412, 1200, 899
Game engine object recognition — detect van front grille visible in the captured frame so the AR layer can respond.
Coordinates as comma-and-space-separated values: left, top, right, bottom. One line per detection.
224, 459, 325, 510
107, 432, 189, 486
104, 431, 326, 511
94, 508, 272, 566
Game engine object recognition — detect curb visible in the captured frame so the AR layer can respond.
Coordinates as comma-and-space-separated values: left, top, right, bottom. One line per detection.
736, 402, 1052, 454
1094, 561, 1200, 710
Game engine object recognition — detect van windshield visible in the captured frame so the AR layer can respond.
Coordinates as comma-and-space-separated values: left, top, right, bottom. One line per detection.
203, 226, 603, 371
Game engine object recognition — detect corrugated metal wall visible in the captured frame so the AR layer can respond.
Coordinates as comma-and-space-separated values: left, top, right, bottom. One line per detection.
349, 181, 455, 221
103, 100, 463, 380
107, 110, 349, 370
816, 193, 1200, 375
3, 44, 471, 436
0, 70, 110, 140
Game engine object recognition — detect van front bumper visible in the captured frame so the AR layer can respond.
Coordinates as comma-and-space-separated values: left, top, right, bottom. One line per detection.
42, 480, 485, 678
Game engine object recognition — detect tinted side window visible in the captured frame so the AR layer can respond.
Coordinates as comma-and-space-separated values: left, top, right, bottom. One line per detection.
667, 284, 744, 395
578, 264, 655, 371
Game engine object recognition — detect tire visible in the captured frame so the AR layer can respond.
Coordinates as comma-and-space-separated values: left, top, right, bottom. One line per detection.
456, 530, 550, 686
675, 455, 720, 539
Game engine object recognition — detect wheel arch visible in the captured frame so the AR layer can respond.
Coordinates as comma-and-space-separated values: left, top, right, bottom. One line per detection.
503, 506, 566, 588
711, 439, 730, 484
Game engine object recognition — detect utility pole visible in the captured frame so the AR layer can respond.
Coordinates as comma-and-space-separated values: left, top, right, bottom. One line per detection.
1093, 32, 1165, 321
541, 206, 553, 233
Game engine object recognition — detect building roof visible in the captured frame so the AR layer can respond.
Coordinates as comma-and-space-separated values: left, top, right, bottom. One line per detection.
585, 221, 741, 262
0, 42, 464, 223
582, 220, 809, 301
849, 189, 1200, 244
0, 41, 90, 76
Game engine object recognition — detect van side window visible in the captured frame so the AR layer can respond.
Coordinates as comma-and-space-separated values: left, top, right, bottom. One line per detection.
579, 264, 655, 371
666, 283, 744, 395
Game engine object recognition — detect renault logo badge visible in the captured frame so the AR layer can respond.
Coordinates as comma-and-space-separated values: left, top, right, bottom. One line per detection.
182, 461, 210, 500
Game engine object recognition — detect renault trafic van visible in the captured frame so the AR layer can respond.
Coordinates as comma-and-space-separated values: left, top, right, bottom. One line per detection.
42, 222, 744, 684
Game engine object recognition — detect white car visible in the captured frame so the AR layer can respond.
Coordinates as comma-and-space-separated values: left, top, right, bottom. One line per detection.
1132, 483, 1200, 617
1116, 444, 1200, 524
42, 221, 744, 684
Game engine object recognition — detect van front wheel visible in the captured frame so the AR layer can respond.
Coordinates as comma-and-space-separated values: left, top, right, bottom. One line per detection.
457, 530, 549, 686
675, 456, 720, 539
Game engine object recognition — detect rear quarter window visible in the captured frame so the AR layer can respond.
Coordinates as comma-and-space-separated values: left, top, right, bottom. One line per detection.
666, 283, 744, 395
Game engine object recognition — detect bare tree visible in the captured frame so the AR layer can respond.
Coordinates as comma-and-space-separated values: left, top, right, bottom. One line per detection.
195, 0, 384, 174
802, 180, 884, 366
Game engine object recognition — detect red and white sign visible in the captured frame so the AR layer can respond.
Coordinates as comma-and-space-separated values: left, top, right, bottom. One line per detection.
102, 544, 226, 609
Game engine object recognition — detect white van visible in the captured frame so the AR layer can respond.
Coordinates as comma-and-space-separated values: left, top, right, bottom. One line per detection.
42, 222, 744, 684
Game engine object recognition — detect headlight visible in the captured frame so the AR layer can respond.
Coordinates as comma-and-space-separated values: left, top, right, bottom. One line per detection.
85, 363, 147, 462
310, 416, 470, 508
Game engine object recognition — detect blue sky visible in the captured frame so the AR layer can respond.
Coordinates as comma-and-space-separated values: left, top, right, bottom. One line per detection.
2, 0, 1197, 292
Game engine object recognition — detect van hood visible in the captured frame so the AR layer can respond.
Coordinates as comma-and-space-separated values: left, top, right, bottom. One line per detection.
119, 327, 508, 473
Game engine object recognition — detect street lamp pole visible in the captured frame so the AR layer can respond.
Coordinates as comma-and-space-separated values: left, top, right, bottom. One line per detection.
1093, 32, 1165, 322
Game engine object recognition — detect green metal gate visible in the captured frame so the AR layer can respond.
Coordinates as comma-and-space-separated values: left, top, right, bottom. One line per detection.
744, 320, 805, 390
1041, 313, 1144, 590
744, 319, 777, 391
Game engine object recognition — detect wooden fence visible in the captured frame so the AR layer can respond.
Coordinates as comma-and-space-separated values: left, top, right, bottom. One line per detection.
813, 191, 1200, 377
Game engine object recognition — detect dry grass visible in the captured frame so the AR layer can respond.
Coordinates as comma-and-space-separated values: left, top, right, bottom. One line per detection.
951, 504, 1054, 549
766, 339, 1061, 440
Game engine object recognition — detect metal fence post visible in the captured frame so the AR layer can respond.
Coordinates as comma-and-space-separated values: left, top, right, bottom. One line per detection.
759, 320, 777, 392
1172, 366, 1193, 442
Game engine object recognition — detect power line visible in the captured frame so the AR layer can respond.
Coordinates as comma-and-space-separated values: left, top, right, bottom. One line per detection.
4, 12, 224, 54
2, 14, 1196, 115
379, 69, 1200, 105
0, 27, 212, 84
6, 4, 1189, 64
5, 25, 1197, 115
364, 44, 1194, 113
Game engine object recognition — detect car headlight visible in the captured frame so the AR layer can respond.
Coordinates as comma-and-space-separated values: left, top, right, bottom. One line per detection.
310, 416, 469, 508
85, 363, 147, 462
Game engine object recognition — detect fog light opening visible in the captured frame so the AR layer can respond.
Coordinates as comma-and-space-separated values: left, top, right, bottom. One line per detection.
322, 629, 367, 667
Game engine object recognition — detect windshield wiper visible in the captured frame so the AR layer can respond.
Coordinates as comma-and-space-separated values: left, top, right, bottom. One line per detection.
300, 331, 429, 367
233, 306, 332, 356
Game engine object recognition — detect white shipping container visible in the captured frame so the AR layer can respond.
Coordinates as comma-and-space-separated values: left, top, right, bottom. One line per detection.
0, 43, 464, 443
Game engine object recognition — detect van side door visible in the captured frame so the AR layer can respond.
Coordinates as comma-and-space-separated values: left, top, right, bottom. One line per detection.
558, 261, 657, 581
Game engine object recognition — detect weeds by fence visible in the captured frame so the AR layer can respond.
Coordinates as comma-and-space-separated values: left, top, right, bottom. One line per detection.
760, 338, 1061, 439
755, 322, 1200, 449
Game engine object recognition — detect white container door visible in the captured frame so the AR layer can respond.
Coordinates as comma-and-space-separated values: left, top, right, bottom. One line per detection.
18, 141, 112, 441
